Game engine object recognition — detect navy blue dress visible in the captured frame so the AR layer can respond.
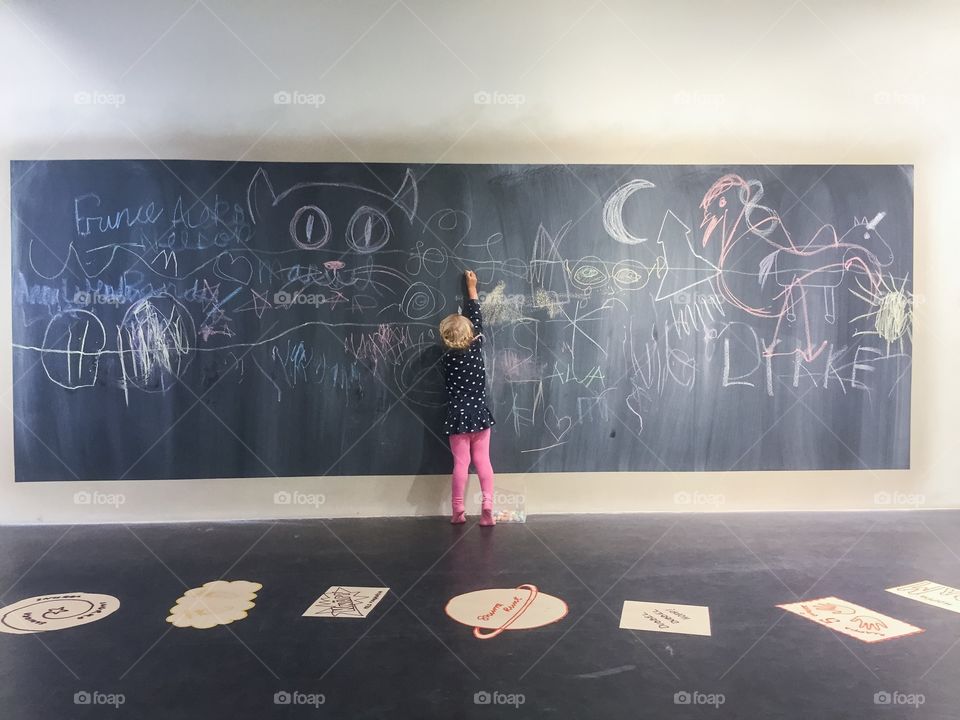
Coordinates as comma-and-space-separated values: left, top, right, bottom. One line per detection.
442, 298, 496, 436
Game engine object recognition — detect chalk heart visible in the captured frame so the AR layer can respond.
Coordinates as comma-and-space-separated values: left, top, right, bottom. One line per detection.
445, 585, 568, 639
166, 580, 262, 630
545, 407, 572, 441
214, 252, 254, 285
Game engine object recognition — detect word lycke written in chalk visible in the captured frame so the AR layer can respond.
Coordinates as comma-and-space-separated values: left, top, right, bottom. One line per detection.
778, 596, 923, 643
886, 580, 960, 614
619, 601, 711, 636
303, 587, 389, 618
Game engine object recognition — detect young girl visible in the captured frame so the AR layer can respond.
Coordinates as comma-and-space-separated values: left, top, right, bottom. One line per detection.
439, 270, 496, 526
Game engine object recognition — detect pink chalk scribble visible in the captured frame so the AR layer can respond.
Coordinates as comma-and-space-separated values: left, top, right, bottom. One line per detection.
699, 174, 884, 362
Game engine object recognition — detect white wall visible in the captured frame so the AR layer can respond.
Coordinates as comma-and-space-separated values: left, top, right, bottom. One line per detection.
1, 0, 958, 523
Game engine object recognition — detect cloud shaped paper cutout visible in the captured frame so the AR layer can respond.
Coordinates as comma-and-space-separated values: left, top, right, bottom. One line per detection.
166, 580, 262, 630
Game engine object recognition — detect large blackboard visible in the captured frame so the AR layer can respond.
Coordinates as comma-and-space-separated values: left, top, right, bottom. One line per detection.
11, 161, 913, 481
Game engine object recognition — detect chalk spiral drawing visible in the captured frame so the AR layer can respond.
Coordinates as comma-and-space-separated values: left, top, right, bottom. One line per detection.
11, 162, 912, 477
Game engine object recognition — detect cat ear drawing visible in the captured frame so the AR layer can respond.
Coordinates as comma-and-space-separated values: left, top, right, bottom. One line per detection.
247, 167, 278, 226
391, 168, 419, 222
246, 165, 418, 226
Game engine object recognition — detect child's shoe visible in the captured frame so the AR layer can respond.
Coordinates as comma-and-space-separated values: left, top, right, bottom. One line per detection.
451, 510, 466, 525
479, 507, 496, 526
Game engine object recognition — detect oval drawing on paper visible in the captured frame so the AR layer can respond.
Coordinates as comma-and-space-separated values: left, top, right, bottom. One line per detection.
0, 592, 120, 634
445, 584, 568, 639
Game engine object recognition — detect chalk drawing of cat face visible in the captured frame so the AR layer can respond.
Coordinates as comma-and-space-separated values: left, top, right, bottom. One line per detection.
246, 167, 418, 298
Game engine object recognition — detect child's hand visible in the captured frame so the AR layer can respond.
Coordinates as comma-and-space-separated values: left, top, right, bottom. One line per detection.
464, 270, 479, 299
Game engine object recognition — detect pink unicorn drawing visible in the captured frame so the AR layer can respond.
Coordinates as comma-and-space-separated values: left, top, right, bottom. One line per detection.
699, 174, 884, 361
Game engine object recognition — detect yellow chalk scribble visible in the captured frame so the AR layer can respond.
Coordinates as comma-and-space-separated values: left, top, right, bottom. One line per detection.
481, 282, 525, 325
850, 273, 914, 353
534, 288, 562, 318
875, 290, 910, 343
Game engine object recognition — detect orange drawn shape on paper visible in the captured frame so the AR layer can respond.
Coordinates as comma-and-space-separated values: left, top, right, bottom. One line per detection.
778, 596, 923, 644
851, 616, 888, 632
445, 584, 568, 640
473, 585, 538, 640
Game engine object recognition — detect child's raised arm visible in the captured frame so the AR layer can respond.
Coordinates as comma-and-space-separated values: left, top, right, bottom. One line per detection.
463, 270, 483, 344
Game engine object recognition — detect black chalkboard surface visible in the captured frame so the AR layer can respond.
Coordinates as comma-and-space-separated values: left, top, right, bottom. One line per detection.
11, 161, 913, 481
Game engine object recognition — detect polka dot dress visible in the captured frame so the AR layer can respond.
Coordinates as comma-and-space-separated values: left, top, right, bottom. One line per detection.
442, 298, 496, 436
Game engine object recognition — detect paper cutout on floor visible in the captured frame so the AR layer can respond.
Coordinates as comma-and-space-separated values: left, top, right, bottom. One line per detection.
886, 580, 960, 614
166, 580, 262, 629
445, 584, 567, 639
0, 593, 120, 634
778, 596, 923, 643
303, 586, 389, 618
619, 601, 711, 636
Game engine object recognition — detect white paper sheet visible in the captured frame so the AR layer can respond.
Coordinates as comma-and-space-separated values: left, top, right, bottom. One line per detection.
303, 586, 389, 618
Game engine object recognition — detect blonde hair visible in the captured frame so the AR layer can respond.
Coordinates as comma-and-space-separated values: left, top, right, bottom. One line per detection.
439, 313, 474, 350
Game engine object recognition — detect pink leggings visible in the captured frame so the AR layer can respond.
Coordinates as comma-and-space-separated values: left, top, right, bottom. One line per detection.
449, 428, 495, 513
